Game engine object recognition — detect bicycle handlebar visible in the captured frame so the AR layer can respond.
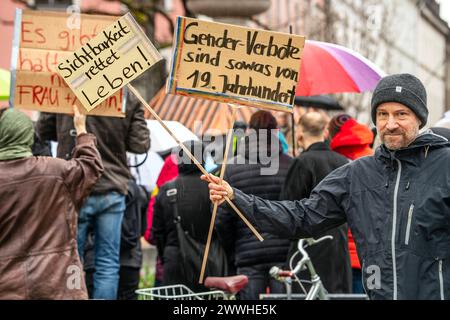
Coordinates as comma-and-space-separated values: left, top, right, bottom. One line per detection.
269, 236, 335, 281
291, 236, 334, 276
269, 236, 334, 300
298, 235, 334, 251
269, 266, 293, 280
270, 236, 335, 283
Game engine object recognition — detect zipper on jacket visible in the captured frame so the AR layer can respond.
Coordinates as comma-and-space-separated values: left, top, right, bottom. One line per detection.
392, 159, 402, 300
424, 145, 430, 159
439, 259, 445, 300
404, 203, 414, 245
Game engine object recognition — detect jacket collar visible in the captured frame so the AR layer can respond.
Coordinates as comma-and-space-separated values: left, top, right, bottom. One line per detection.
304, 141, 330, 153
376, 130, 450, 165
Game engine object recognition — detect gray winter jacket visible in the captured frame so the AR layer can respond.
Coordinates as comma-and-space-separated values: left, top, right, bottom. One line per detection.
229, 132, 450, 300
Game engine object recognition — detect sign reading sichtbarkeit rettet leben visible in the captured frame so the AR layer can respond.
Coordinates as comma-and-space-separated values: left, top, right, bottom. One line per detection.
57, 12, 162, 111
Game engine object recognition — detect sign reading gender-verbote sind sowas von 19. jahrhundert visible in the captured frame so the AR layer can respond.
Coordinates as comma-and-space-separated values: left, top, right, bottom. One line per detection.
167, 17, 305, 113
57, 12, 162, 111
11, 10, 125, 117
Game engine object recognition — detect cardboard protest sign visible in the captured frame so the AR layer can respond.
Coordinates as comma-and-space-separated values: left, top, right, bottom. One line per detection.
167, 17, 305, 113
10, 10, 126, 117
57, 12, 162, 111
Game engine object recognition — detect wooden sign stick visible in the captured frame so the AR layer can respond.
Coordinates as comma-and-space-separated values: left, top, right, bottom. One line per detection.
199, 106, 237, 284
127, 84, 264, 242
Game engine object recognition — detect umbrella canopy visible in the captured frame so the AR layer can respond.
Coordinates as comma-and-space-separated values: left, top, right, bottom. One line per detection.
127, 151, 165, 193
0, 68, 10, 101
294, 95, 344, 111
147, 120, 199, 153
296, 40, 386, 96
127, 120, 199, 191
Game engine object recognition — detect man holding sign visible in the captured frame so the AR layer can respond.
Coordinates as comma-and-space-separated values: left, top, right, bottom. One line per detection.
37, 12, 159, 299
204, 74, 450, 300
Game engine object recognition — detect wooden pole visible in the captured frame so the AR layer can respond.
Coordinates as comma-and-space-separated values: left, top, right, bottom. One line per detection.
127, 84, 264, 242
199, 106, 237, 284
291, 113, 296, 157
289, 24, 297, 158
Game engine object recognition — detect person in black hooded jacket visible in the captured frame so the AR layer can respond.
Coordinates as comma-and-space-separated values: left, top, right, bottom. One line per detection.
280, 112, 352, 294
215, 111, 293, 300
205, 74, 450, 300
152, 140, 225, 292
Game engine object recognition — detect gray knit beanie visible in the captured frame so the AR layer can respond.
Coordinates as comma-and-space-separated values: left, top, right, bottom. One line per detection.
371, 74, 428, 129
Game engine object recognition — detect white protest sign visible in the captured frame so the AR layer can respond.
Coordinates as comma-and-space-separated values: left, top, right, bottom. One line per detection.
57, 12, 162, 111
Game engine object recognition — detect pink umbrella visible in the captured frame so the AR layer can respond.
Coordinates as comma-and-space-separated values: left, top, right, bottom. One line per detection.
297, 40, 386, 96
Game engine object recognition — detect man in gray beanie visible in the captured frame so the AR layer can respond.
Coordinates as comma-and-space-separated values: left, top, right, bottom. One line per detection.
371, 73, 428, 128
204, 73, 450, 300
370, 73, 429, 151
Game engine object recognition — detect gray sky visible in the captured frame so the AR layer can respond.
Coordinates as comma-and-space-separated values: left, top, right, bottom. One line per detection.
436, 0, 450, 25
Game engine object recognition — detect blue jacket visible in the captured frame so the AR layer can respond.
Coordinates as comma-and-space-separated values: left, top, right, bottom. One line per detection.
230, 131, 450, 300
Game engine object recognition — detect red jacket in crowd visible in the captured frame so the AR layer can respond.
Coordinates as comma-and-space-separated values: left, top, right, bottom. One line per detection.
330, 119, 374, 269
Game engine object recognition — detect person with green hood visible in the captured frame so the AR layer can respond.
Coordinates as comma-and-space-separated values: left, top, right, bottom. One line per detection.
0, 106, 104, 300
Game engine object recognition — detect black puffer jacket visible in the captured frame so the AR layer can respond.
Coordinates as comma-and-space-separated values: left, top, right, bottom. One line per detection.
229, 132, 450, 300
36, 94, 150, 195
216, 134, 293, 268
280, 142, 352, 294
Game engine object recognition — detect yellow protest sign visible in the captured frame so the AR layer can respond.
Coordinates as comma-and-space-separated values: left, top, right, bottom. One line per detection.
11, 10, 125, 117
167, 17, 305, 113
57, 13, 162, 111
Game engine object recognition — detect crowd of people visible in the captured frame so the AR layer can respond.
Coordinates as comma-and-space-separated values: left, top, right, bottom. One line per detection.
0, 73, 449, 300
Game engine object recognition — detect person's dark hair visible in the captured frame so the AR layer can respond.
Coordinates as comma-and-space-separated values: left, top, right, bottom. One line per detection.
175, 140, 205, 174
233, 121, 248, 131
249, 111, 277, 130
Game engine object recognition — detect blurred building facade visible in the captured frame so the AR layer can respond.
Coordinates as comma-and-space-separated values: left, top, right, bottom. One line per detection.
255, 0, 450, 126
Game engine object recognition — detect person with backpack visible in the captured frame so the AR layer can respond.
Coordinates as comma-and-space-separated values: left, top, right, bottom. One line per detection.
152, 141, 228, 292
